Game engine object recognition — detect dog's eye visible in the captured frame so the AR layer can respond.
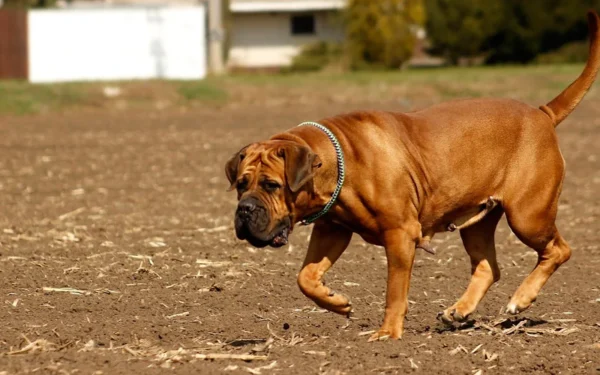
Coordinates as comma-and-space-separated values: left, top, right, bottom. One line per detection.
236, 179, 248, 191
263, 181, 281, 192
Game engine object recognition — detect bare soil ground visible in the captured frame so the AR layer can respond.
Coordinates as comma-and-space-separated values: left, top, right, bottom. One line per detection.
0, 84, 599, 374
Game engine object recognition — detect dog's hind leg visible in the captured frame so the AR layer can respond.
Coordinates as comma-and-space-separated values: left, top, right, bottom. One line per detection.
503, 219, 572, 314
503, 168, 571, 314
297, 221, 353, 315
439, 206, 504, 324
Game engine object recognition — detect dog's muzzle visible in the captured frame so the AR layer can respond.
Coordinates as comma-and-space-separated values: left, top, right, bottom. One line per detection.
234, 196, 290, 248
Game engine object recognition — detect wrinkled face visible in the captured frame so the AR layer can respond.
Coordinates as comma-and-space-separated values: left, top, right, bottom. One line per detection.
225, 141, 320, 248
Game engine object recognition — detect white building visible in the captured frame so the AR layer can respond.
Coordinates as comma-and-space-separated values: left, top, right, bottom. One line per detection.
228, 0, 345, 69
27, 4, 206, 82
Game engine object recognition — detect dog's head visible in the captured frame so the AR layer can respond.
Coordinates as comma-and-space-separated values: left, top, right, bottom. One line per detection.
225, 141, 321, 248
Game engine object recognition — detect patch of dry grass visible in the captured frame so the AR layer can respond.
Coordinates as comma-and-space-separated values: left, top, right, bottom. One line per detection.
1, 64, 595, 115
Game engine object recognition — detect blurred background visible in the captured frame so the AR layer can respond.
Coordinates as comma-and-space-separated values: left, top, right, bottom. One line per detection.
1, 0, 600, 113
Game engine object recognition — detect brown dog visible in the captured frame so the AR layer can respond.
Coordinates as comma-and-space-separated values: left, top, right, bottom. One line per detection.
225, 11, 600, 341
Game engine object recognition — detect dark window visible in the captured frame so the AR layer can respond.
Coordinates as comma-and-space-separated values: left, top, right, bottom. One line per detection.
291, 15, 315, 35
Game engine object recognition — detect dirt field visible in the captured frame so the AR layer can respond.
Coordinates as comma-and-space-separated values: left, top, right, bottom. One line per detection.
0, 74, 599, 374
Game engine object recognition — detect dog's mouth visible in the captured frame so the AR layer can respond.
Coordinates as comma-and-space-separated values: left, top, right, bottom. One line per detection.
269, 226, 290, 248
237, 218, 291, 248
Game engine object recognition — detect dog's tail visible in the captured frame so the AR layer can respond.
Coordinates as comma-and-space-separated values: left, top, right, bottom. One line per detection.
540, 10, 600, 127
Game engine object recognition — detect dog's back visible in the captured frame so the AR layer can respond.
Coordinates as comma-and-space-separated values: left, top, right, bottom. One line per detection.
398, 11, 600, 213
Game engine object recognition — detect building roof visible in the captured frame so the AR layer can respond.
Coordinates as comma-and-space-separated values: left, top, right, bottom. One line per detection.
58, 0, 345, 11
60, 0, 198, 7
230, 0, 345, 13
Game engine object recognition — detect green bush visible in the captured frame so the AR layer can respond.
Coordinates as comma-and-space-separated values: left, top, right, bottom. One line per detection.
289, 42, 344, 72
535, 41, 590, 64
344, 0, 426, 70
424, 0, 503, 65
425, 0, 600, 65
290, 1, 426, 72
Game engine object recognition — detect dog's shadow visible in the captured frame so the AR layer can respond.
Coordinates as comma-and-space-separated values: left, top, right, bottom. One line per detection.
433, 316, 548, 334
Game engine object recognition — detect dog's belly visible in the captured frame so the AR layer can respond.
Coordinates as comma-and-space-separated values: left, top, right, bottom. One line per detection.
356, 231, 384, 247
330, 216, 385, 246
331, 195, 500, 247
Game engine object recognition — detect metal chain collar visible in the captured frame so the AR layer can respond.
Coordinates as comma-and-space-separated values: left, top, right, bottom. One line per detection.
297, 121, 345, 225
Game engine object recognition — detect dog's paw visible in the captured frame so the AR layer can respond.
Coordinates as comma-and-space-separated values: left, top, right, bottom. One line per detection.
505, 303, 519, 315
315, 291, 352, 316
504, 302, 530, 315
505, 296, 535, 315
329, 293, 353, 315
368, 327, 402, 342
437, 307, 470, 325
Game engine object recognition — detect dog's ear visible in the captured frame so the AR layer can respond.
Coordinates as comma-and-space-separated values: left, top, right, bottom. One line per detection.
225, 145, 250, 191
279, 144, 322, 193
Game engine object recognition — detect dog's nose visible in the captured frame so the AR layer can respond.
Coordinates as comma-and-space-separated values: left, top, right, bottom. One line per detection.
237, 201, 256, 218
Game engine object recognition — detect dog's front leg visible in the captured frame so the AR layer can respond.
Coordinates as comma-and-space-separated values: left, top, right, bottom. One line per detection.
297, 221, 353, 315
369, 226, 418, 341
